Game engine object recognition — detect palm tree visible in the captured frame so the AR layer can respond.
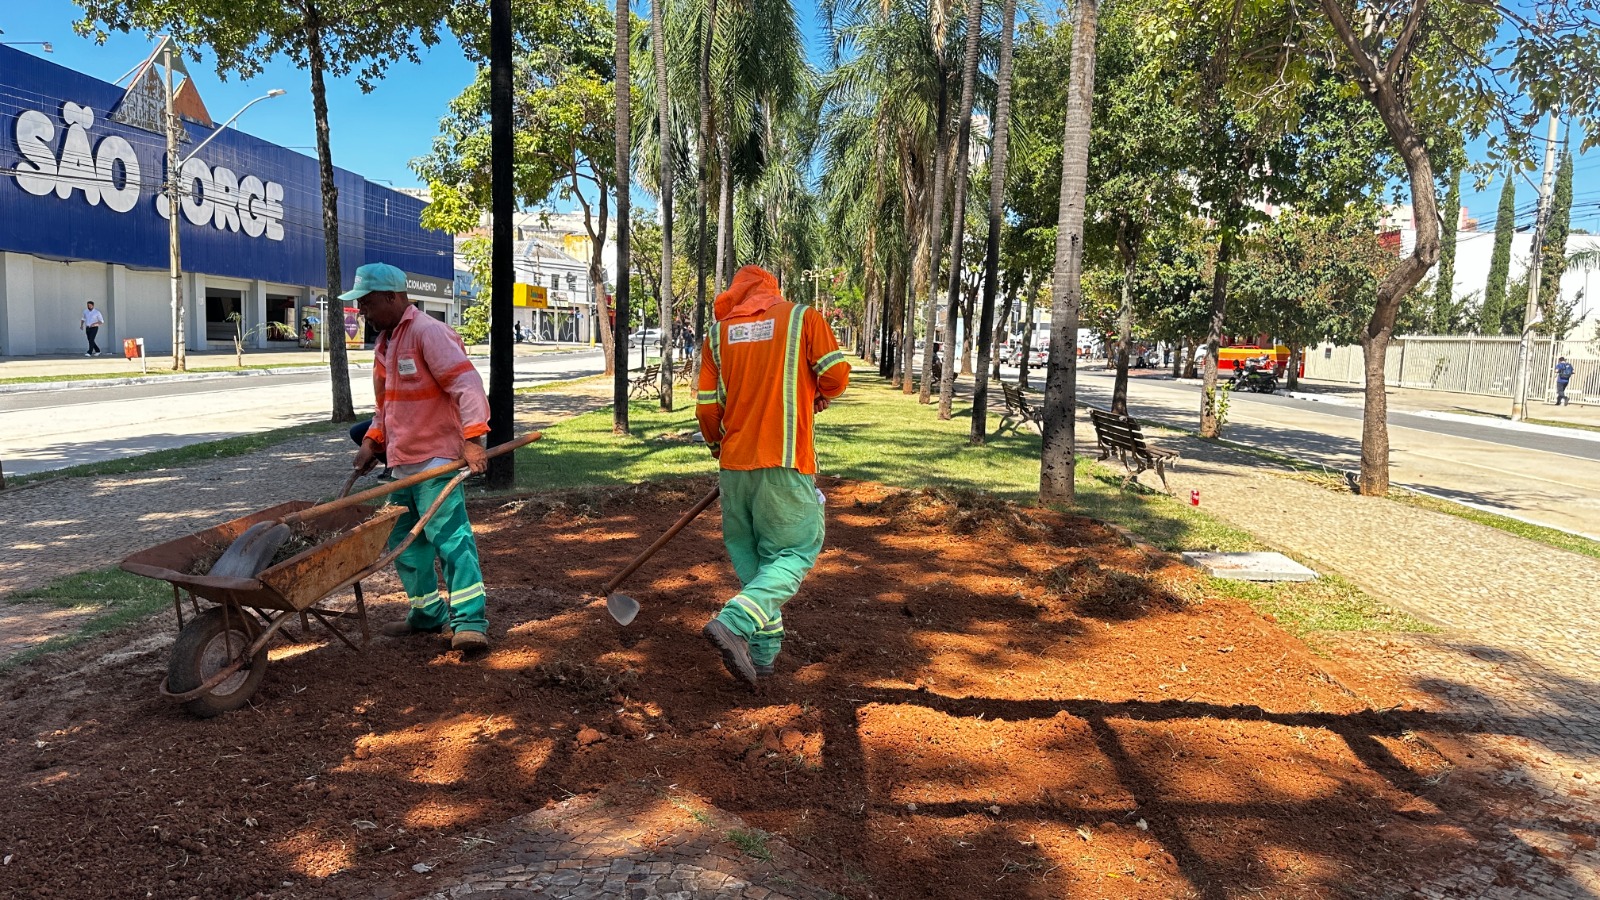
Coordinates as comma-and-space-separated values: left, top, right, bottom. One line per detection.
614, 0, 633, 433
933, 0, 984, 415
653, 0, 676, 409
1039, 0, 1098, 504
968, 0, 1016, 443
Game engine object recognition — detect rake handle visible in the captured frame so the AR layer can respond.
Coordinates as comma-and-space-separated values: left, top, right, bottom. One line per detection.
601, 485, 721, 596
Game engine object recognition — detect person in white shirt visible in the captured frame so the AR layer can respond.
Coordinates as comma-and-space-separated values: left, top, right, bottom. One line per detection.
80, 302, 104, 356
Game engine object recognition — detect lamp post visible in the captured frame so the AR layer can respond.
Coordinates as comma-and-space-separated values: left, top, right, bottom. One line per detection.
164, 46, 284, 370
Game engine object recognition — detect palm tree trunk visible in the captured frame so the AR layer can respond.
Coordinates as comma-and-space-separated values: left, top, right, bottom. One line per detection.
1039, 0, 1098, 504
654, 0, 675, 410
918, 0, 953, 405
306, 18, 354, 422
970, 0, 1017, 443
613, 0, 632, 434
960, 277, 975, 374
935, 0, 985, 419
694, 0, 718, 345
716, 140, 734, 289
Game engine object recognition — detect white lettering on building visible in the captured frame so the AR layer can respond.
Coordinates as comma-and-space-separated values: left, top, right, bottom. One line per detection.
13, 100, 284, 241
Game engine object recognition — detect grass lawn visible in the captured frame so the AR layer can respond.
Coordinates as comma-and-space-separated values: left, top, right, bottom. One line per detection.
512, 373, 1427, 638
1, 567, 174, 673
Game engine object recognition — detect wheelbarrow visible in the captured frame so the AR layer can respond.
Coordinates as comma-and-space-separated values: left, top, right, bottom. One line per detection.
120, 433, 539, 717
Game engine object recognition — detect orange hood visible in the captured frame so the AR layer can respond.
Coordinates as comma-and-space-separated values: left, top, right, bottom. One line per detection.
714, 265, 784, 321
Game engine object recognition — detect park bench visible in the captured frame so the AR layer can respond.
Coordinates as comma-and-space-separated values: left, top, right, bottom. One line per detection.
629, 364, 662, 400
676, 354, 698, 386
997, 381, 1044, 435
1087, 406, 1179, 492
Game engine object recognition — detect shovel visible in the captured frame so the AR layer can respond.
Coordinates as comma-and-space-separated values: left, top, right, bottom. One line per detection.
600, 485, 721, 626
208, 432, 542, 580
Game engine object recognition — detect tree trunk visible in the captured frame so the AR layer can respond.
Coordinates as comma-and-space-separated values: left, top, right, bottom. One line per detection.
901, 252, 916, 392
654, 0, 675, 409
956, 275, 973, 374
969, 0, 1016, 443
589, 188, 616, 375
1171, 339, 1184, 378
1111, 240, 1135, 416
1018, 278, 1038, 389
1199, 233, 1232, 438
991, 281, 1015, 381
879, 270, 895, 378
1286, 344, 1300, 391
1039, 0, 1097, 504
918, 13, 952, 406
936, 0, 985, 418
613, 0, 632, 434
694, 0, 718, 347
1318, 0, 1442, 495
306, 21, 354, 423
716, 139, 734, 290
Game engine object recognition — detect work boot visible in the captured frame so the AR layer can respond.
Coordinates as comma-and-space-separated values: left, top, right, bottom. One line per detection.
381, 620, 446, 638
702, 620, 759, 690
451, 629, 490, 655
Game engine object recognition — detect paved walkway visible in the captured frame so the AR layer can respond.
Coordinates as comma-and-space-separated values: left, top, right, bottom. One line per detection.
1112, 418, 1600, 898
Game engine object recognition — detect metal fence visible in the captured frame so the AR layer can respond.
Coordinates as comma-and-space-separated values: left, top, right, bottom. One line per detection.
1303, 335, 1600, 405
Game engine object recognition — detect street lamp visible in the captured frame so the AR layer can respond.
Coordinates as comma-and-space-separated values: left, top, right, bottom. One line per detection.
163, 56, 286, 369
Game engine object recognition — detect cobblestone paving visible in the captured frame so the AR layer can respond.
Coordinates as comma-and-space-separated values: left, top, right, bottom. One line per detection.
1124, 423, 1600, 898
332, 786, 839, 900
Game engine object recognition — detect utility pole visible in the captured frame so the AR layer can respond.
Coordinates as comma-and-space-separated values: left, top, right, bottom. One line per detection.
164, 44, 185, 371
1511, 112, 1562, 421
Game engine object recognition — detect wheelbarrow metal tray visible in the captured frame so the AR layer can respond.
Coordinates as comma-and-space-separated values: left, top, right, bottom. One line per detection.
120, 502, 406, 612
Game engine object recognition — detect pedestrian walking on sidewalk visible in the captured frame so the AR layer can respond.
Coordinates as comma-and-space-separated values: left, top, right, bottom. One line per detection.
80, 301, 103, 356
345, 262, 495, 656
696, 265, 851, 689
1555, 357, 1575, 406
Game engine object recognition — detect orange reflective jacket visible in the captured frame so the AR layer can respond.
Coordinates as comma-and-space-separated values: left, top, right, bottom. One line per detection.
696, 266, 850, 474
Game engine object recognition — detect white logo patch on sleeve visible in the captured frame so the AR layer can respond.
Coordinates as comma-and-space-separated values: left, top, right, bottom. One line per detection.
726, 320, 776, 344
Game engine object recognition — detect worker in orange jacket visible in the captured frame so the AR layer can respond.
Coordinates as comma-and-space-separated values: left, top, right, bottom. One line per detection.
697, 265, 850, 689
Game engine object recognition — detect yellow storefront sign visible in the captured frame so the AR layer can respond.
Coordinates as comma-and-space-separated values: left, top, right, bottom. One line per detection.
513, 283, 549, 309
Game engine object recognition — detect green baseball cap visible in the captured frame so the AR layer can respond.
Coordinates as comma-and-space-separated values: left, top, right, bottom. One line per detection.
339, 262, 409, 301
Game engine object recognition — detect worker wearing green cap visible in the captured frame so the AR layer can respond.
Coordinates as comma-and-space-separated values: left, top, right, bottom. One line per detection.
344, 262, 494, 655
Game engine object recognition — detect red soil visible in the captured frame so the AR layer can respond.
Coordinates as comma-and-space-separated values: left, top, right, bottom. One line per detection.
0, 478, 1503, 898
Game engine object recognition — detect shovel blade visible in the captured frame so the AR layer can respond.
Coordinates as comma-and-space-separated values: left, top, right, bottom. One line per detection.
606, 593, 640, 627
209, 522, 292, 580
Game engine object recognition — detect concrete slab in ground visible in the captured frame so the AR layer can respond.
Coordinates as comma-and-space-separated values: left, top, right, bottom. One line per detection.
1181, 550, 1318, 582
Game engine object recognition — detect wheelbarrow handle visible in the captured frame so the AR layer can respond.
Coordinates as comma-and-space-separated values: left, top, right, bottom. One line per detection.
287, 432, 541, 527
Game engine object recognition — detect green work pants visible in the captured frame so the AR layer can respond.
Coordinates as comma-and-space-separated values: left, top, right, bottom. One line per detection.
713, 467, 825, 666
388, 474, 488, 635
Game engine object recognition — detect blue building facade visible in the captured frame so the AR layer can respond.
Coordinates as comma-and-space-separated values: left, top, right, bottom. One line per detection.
0, 45, 452, 355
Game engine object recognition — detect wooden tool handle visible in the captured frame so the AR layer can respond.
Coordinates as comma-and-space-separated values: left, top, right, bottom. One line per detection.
285, 432, 542, 526
601, 485, 721, 596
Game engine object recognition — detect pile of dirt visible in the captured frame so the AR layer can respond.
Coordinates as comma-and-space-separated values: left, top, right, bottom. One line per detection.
0, 477, 1513, 899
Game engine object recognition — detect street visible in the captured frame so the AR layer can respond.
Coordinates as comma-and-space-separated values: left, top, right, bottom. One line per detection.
0, 348, 604, 476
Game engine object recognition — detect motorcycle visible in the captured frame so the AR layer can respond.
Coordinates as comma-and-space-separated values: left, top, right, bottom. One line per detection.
1230, 356, 1278, 394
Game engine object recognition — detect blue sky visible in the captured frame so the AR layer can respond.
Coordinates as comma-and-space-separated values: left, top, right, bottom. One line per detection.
5, 0, 1597, 233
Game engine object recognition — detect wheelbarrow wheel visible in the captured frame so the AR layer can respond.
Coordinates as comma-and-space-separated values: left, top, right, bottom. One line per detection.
168, 607, 267, 718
